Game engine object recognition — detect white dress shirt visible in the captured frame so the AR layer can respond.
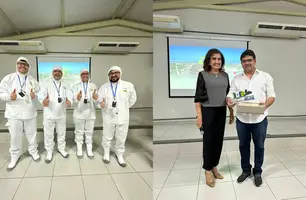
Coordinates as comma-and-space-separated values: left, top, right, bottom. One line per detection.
227, 69, 276, 124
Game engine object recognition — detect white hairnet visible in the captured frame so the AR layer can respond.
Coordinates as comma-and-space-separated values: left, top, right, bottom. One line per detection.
80, 69, 89, 74
108, 66, 122, 75
80, 68, 90, 82
52, 66, 63, 72
16, 56, 30, 74
16, 57, 29, 65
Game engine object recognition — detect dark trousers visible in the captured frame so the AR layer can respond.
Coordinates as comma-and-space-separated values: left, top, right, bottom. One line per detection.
201, 106, 226, 170
236, 117, 268, 175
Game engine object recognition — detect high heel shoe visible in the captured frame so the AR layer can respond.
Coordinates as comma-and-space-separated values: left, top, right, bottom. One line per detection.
212, 168, 224, 179
205, 171, 215, 187
212, 172, 224, 179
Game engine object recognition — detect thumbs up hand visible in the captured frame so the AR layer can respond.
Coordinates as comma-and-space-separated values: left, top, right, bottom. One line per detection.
43, 94, 49, 107
65, 98, 71, 107
92, 89, 98, 100
77, 90, 82, 101
10, 89, 17, 100
30, 88, 35, 99
100, 98, 105, 108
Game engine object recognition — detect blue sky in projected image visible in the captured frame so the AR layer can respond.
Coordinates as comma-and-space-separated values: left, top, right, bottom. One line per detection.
169, 45, 245, 63
38, 62, 89, 73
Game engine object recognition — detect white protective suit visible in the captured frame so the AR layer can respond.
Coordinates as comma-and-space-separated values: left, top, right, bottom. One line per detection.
38, 66, 73, 161
72, 69, 99, 158
0, 57, 40, 170
98, 66, 137, 166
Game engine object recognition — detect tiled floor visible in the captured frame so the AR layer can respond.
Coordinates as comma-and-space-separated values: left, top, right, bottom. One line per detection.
154, 117, 306, 141
0, 134, 153, 200
153, 138, 306, 200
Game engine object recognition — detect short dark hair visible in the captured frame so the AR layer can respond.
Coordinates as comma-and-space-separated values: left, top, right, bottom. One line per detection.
203, 48, 225, 72
240, 49, 256, 61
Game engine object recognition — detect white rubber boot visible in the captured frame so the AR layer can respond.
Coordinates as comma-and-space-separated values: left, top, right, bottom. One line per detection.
76, 143, 83, 158
86, 144, 94, 159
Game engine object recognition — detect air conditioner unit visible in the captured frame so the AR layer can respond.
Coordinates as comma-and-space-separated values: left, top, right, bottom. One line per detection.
0, 40, 47, 53
251, 22, 306, 39
92, 41, 139, 54
153, 14, 183, 33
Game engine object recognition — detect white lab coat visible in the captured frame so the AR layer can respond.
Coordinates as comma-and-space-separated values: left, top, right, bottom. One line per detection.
38, 79, 73, 119
0, 70, 40, 159
0, 73, 39, 119
72, 81, 98, 120
98, 80, 137, 154
72, 81, 98, 145
98, 80, 137, 124
38, 78, 73, 153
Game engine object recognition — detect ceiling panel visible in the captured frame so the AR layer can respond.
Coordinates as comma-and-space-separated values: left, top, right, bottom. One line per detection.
64, 0, 122, 26
0, 0, 61, 33
0, 13, 16, 37
227, 0, 306, 12
78, 26, 152, 35
124, 0, 153, 24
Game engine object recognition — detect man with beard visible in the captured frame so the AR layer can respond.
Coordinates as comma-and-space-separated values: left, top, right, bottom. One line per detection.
0, 57, 40, 170
226, 49, 275, 187
98, 66, 137, 167
72, 69, 99, 158
38, 66, 73, 163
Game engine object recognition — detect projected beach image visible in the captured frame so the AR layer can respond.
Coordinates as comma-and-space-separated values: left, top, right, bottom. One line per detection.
38, 61, 90, 86
169, 46, 245, 90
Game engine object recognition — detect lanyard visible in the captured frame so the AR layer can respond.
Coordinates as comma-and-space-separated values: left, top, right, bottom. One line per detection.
83, 82, 88, 97
110, 82, 118, 100
53, 81, 61, 97
17, 75, 27, 91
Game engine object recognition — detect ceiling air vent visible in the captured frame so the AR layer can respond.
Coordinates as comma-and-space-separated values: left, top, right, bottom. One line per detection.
258, 24, 283, 29
93, 41, 140, 54
251, 21, 306, 39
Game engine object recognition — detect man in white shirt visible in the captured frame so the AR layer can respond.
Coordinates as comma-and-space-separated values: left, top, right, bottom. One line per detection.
98, 66, 137, 167
0, 57, 40, 171
227, 49, 275, 187
72, 69, 99, 158
38, 66, 73, 163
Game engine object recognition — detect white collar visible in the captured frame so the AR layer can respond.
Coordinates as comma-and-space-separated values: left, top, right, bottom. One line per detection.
242, 68, 260, 76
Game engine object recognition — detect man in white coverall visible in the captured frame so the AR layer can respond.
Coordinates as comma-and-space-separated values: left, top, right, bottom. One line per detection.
98, 66, 137, 167
0, 57, 40, 171
72, 69, 99, 158
38, 66, 73, 163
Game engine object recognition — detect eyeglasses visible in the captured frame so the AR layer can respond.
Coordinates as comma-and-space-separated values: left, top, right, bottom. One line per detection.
241, 59, 254, 63
17, 62, 29, 67
81, 73, 89, 75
